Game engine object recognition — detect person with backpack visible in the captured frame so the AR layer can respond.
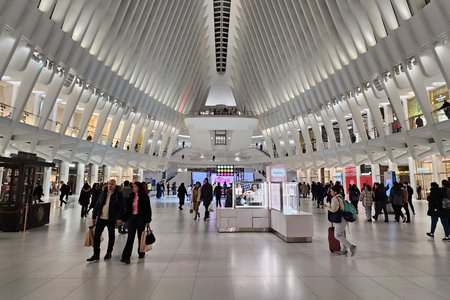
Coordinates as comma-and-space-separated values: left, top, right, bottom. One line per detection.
390, 182, 406, 223
360, 185, 374, 222
426, 182, 450, 241
325, 185, 357, 256
349, 184, 360, 213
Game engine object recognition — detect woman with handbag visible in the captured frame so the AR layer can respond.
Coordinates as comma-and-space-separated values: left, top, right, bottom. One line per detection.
325, 185, 357, 256
121, 182, 152, 264
192, 182, 202, 220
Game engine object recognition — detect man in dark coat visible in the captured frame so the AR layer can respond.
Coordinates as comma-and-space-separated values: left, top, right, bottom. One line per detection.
214, 183, 222, 207
33, 181, 44, 203
87, 179, 124, 261
59, 181, 70, 206
201, 178, 213, 220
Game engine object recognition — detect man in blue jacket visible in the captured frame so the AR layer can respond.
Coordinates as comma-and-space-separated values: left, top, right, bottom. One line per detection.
87, 179, 124, 261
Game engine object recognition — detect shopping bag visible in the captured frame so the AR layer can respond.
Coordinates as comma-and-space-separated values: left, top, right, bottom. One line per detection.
208, 203, 214, 212
84, 225, 103, 247
140, 227, 153, 252
84, 225, 95, 247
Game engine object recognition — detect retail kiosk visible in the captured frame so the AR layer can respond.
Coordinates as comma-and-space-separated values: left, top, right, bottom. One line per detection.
216, 177, 314, 242
217, 181, 270, 232
0, 152, 54, 231
269, 182, 313, 242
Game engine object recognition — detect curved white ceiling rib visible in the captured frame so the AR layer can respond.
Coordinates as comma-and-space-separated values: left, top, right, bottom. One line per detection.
38, 0, 211, 115
231, 0, 422, 118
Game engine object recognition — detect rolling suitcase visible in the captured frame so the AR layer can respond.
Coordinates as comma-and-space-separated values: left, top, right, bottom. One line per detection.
328, 225, 341, 252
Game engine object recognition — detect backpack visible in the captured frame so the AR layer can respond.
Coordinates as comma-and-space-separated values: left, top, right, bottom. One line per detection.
392, 191, 403, 206
343, 200, 357, 222
442, 197, 450, 209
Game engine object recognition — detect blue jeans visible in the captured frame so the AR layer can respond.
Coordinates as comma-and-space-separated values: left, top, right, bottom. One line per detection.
430, 216, 450, 236
364, 206, 372, 221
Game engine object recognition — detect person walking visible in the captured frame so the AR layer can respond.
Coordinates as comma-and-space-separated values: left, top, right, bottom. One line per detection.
192, 182, 202, 220
416, 184, 422, 200
426, 182, 450, 241
214, 183, 222, 207
390, 182, 406, 223
373, 183, 389, 222
172, 182, 177, 196
325, 185, 357, 256
120, 181, 133, 234
349, 184, 360, 213
86, 179, 125, 262
316, 182, 325, 209
201, 178, 213, 220
401, 183, 411, 223
405, 182, 416, 215
78, 182, 91, 218
187, 184, 192, 202
59, 181, 70, 206
301, 182, 308, 198
360, 185, 374, 222
177, 183, 188, 210
87, 183, 100, 215
121, 182, 152, 264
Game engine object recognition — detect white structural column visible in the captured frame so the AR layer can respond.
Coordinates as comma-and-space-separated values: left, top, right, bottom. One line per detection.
117, 167, 123, 185
408, 157, 417, 195
42, 166, 52, 197
76, 163, 85, 195
138, 168, 144, 181
356, 165, 361, 189
389, 161, 399, 174
330, 168, 337, 183
306, 169, 311, 184
431, 155, 440, 183
104, 165, 111, 181
60, 162, 69, 184
372, 164, 381, 184
91, 165, 99, 184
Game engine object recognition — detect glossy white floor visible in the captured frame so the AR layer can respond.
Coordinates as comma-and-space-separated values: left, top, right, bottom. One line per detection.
0, 195, 449, 300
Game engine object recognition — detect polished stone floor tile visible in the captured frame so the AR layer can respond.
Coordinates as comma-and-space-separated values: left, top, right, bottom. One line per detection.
0, 195, 449, 299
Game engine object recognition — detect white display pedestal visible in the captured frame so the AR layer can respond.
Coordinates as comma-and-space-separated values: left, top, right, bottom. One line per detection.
217, 208, 270, 232
270, 210, 314, 243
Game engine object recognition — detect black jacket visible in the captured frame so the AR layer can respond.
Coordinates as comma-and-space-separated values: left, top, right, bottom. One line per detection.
177, 185, 188, 199
78, 188, 91, 206
201, 183, 213, 204
124, 192, 152, 223
374, 187, 387, 203
92, 189, 124, 221
214, 185, 222, 198
427, 187, 449, 217
60, 184, 70, 195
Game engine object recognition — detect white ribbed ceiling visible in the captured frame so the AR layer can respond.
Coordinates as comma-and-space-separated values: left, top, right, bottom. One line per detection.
36, 0, 428, 122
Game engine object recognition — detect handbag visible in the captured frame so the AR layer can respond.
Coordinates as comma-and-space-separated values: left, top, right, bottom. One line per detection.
140, 226, 154, 252
84, 225, 95, 247
328, 209, 343, 223
84, 225, 103, 247
145, 230, 156, 245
